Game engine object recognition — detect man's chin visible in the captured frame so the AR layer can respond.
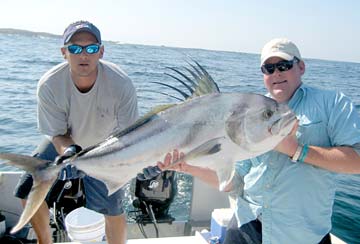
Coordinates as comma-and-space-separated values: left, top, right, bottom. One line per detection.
271, 90, 288, 102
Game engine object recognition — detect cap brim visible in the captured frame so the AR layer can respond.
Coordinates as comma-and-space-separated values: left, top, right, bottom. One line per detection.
64, 28, 99, 44
261, 52, 293, 66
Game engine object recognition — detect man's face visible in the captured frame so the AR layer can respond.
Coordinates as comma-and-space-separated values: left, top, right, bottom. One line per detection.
61, 32, 104, 79
262, 56, 305, 103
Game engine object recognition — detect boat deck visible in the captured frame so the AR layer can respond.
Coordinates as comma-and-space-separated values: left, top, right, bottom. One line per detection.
0, 172, 347, 244
57, 234, 209, 244
55, 233, 346, 244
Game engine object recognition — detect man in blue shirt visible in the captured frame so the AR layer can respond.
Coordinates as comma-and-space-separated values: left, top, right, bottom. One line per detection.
155, 38, 360, 243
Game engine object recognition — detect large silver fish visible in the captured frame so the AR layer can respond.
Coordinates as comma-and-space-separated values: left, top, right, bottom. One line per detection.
0, 61, 296, 233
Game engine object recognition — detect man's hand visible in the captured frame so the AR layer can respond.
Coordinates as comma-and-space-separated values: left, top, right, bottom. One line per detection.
136, 149, 186, 181
54, 144, 82, 165
55, 144, 84, 180
274, 121, 299, 157
158, 149, 186, 172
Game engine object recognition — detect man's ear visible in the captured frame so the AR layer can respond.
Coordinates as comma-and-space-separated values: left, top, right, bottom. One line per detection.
299, 60, 305, 75
99, 45, 104, 58
61, 47, 67, 59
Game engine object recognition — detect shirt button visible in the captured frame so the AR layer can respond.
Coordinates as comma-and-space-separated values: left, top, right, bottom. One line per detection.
266, 184, 271, 188
264, 205, 268, 208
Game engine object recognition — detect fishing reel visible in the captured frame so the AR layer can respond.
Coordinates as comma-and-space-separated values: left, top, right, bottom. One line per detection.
46, 177, 86, 242
131, 170, 177, 238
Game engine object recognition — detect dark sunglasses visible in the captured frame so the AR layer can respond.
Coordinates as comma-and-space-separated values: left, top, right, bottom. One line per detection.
261, 57, 299, 75
66, 44, 100, 55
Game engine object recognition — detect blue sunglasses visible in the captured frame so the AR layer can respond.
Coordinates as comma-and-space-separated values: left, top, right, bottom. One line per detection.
66, 44, 100, 54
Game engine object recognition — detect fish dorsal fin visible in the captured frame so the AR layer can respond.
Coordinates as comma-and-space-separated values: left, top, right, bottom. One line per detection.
150, 60, 220, 102
185, 60, 220, 97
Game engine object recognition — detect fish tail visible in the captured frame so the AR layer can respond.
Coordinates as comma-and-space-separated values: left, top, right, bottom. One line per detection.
0, 153, 49, 173
0, 153, 58, 233
10, 175, 57, 233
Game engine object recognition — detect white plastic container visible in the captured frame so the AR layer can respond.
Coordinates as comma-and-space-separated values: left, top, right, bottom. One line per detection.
210, 208, 233, 243
65, 207, 105, 242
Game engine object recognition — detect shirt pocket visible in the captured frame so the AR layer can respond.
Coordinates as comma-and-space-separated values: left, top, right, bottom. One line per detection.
297, 120, 330, 146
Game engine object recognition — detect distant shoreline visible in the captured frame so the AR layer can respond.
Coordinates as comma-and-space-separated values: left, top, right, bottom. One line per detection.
0, 28, 60, 38
1, 28, 358, 64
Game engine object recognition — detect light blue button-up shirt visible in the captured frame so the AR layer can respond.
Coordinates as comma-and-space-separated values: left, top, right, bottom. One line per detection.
234, 84, 360, 244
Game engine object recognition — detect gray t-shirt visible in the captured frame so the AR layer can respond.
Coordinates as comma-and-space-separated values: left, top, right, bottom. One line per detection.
37, 60, 139, 148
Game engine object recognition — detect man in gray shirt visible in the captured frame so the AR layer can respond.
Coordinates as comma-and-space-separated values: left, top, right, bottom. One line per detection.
15, 20, 139, 244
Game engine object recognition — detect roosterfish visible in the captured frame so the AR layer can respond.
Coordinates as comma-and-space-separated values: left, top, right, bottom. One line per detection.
0, 60, 296, 233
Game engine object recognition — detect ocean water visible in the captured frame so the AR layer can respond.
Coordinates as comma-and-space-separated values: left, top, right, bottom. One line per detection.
0, 32, 359, 243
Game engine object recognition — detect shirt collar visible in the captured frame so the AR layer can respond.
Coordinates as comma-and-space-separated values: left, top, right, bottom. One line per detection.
288, 83, 306, 110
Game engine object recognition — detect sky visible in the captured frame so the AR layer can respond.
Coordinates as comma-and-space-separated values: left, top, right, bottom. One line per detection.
1, 0, 359, 63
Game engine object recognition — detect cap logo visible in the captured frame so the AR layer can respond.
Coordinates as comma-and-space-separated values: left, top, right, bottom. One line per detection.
76, 23, 89, 29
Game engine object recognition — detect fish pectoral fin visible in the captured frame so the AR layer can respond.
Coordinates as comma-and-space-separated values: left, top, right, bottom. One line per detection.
11, 176, 57, 234
172, 137, 225, 166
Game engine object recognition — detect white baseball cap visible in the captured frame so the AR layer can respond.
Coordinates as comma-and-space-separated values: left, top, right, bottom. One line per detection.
260, 38, 302, 66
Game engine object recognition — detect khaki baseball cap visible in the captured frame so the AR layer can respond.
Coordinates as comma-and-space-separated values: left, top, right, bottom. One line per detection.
260, 38, 302, 66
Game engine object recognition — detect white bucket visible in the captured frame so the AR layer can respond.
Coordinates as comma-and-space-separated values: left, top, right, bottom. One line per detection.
65, 207, 105, 242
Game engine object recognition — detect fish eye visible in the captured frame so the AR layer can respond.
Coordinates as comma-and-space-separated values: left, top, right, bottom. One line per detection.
263, 109, 274, 119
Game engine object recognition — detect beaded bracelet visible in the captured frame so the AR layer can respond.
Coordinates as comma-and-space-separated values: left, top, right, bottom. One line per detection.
298, 144, 309, 163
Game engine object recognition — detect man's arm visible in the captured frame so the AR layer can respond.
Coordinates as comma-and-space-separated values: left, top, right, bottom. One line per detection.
275, 130, 360, 174
52, 134, 76, 155
157, 150, 220, 189
304, 145, 360, 173
51, 134, 84, 180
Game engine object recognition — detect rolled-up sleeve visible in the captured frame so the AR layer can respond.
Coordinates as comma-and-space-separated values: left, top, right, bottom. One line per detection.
328, 92, 360, 147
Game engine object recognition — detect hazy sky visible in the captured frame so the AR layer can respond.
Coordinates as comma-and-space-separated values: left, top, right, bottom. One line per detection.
1, 0, 359, 63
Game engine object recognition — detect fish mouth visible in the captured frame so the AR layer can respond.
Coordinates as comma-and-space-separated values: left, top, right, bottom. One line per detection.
268, 119, 281, 135
268, 111, 296, 135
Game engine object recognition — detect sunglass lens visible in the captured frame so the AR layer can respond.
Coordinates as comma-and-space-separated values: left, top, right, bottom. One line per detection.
276, 61, 293, 72
86, 45, 100, 54
68, 45, 82, 54
262, 59, 297, 75
262, 64, 275, 74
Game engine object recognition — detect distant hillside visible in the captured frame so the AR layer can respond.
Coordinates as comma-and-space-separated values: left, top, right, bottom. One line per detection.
0, 28, 60, 38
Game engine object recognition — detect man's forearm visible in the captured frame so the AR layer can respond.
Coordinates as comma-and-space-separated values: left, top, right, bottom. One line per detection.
182, 164, 219, 189
52, 135, 75, 155
304, 146, 360, 174
275, 134, 360, 174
